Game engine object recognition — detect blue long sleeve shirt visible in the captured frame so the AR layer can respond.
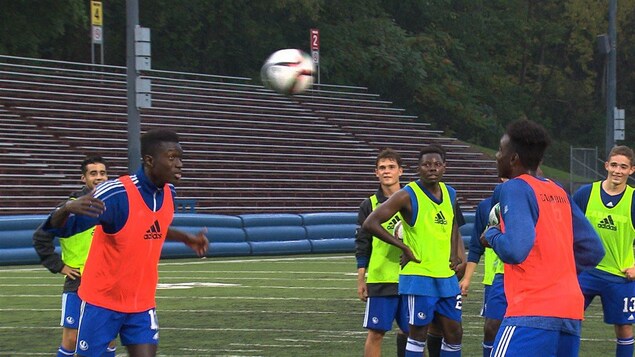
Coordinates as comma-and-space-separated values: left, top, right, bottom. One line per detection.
483, 177, 604, 335
45, 168, 177, 237
467, 196, 492, 263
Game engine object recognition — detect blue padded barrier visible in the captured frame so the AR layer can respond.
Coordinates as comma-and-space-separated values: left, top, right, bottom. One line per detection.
239, 213, 311, 255
0, 212, 475, 265
300, 212, 357, 253
460, 211, 476, 249
169, 213, 250, 258
0, 215, 49, 265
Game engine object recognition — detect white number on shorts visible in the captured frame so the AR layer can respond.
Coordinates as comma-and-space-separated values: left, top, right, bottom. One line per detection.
455, 295, 463, 310
623, 298, 635, 313
148, 309, 159, 330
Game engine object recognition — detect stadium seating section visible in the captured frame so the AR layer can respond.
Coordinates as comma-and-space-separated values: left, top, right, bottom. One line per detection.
0, 55, 499, 217
0, 212, 475, 266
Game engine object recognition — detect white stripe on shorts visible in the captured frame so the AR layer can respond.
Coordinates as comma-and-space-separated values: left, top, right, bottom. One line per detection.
60, 293, 68, 326
494, 325, 516, 357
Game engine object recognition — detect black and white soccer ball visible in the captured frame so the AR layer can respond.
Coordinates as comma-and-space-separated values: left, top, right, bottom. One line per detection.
261, 49, 315, 95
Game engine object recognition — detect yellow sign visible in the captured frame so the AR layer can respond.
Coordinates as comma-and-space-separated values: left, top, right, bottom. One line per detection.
91, 1, 103, 26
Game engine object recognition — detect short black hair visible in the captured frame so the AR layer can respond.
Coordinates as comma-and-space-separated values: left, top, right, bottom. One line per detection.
376, 148, 403, 168
506, 119, 550, 171
141, 129, 180, 157
418, 144, 446, 162
80, 155, 107, 175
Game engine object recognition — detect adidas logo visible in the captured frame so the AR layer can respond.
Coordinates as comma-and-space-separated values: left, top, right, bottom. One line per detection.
597, 215, 617, 231
434, 211, 447, 225
629, 314, 634, 321
144, 220, 163, 239
386, 217, 401, 231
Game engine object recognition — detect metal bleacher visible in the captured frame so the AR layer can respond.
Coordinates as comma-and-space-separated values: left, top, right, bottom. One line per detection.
0, 55, 499, 215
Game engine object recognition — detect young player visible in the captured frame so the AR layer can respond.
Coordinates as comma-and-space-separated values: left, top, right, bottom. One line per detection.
482, 119, 604, 356
362, 144, 464, 357
33, 156, 116, 357
573, 145, 635, 357
459, 194, 505, 357
43, 129, 209, 357
355, 148, 408, 357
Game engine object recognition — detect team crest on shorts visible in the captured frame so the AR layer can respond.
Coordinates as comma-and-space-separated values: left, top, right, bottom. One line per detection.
65, 316, 75, 324
78, 340, 89, 351
417, 312, 426, 320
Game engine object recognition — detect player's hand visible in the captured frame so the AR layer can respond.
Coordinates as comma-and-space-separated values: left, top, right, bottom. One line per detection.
399, 246, 420, 268
453, 260, 466, 280
623, 267, 635, 280
449, 254, 463, 271
185, 228, 209, 257
357, 281, 368, 302
480, 229, 493, 248
60, 265, 81, 280
459, 278, 470, 297
63, 195, 105, 218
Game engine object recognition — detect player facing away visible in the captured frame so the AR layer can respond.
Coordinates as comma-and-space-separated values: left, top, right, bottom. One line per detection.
43, 129, 209, 357
459, 192, 506, 357
482, 119, 604, 356
363, 144, 464, 357
573, 145, 635, 357
356, 148, 409, 357
32, 156, 117, 357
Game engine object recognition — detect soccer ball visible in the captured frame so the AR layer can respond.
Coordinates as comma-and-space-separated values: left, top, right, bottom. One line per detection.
488, 203, 501, 227
393, 221, 404, 240
261, 49, 315, 95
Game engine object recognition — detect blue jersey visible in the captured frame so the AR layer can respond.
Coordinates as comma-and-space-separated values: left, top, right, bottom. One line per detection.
484, 177, 604, 334
467, 196, 491, 263
45, 168, 177, 237
572, 183, 635, 224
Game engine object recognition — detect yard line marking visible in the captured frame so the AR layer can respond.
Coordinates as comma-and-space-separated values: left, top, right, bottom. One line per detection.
158, 255, 352, 266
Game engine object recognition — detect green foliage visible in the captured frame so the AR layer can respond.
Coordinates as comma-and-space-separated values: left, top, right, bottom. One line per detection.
1, 0, 634, 171
0, 0, 88, 58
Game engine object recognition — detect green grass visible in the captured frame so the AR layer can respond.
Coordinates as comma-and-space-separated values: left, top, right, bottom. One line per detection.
0, 254, 617, 356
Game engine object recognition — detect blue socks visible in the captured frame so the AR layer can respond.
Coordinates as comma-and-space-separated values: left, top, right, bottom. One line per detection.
105, 345, 117, 356
441, 339, 461, 356
616, 337, 634, 357
483, 341, 493, 357
57, 346, 74, 357
405, 337, 426, 357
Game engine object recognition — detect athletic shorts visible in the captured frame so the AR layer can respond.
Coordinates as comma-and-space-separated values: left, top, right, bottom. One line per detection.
75, 302, 159, 356
483, 274, 507, 320
363, 295, 409, 333
60, 292, 81, 328
406, 294, 462, 327
491, 325, 580, 357
579, 270, 635, 324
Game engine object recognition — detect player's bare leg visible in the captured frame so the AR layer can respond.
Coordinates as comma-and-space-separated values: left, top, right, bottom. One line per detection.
364, 329, 385, 357
127, 343, 158, 357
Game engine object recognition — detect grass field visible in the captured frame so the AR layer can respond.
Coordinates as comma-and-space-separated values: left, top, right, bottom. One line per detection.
0, 254, 618, 356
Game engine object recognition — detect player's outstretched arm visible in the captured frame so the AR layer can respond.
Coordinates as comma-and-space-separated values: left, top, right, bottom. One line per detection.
50, 195, 104, 228
166, 227, 209, 257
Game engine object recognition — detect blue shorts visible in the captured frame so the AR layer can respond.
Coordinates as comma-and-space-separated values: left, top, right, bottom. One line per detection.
579, 270, 635, 324
363, 295, 409, 333
406, 294, 462, 326
492, 325, 580, 357
60, 292, 82, 328
76, 302, 159, 356
483, 274, 507, 320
